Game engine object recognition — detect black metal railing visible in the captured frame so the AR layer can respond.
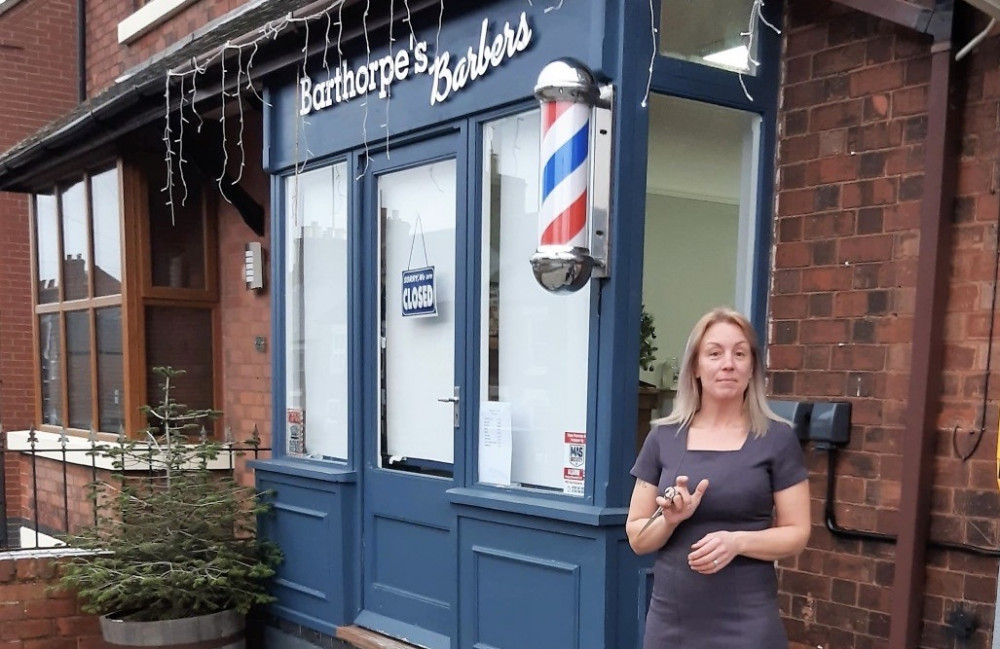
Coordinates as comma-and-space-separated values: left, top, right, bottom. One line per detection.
0, 427, 271, 552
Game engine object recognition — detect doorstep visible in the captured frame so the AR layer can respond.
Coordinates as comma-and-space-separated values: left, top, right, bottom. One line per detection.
335, 626, 422, 649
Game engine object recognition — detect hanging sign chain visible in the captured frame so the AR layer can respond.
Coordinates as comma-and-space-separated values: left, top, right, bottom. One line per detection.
406, 214, 430, 271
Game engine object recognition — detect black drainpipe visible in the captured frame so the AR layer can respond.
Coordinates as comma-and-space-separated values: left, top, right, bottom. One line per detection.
77, 0, 86, 102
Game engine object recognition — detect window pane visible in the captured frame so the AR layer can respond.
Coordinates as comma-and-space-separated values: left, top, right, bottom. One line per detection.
379, 160, 456, 473
39, 313, 63, 426
145, 306, 214, 423
97, 307, 124, 433
285, 163, 349, 460
35, 193, 60, 304
660, 0, 757, 75
480, 111, 590, 495
148, 182, 206, 289
66, 310, 93, 430
92, 169, 122, 296
61, 181, 90, 301
641, 95, 760, 441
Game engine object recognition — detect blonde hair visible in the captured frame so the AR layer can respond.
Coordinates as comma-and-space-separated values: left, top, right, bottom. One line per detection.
656, 307, 787, 436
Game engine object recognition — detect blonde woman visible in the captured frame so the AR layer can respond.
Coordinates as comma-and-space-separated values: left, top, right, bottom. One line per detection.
627, 308, 810, 649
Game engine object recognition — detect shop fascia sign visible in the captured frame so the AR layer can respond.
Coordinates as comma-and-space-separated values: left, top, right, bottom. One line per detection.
299, 11, 532, 115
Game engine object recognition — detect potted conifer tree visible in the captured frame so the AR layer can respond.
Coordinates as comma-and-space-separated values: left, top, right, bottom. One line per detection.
59, 367, 281, 649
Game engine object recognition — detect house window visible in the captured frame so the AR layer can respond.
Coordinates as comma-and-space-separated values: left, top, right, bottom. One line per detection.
33, 168, 124, 433
479, 110, 591, 495
284, 163, 350, 460
31, 160, 219, 437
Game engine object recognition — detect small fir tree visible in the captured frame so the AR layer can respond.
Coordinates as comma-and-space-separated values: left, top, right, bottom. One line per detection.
59, 366, 281, 622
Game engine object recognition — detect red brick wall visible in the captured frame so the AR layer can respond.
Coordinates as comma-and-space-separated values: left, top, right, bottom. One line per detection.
775, 3, 1000, 648
0, 556, 107, 649
217, 107, 271, 485
0, 0, 80, 525
85, 0, 244, 98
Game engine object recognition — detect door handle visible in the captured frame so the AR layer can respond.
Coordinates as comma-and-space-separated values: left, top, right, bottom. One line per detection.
437, 387, 460, 428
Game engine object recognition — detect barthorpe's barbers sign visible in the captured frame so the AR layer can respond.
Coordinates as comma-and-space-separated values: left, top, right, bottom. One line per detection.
299, 11, 533, 115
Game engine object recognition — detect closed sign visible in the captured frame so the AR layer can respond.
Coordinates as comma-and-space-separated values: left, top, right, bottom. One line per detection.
402, 266, 437, 317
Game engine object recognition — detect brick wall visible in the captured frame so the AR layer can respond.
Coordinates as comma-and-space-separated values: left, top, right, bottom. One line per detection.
0, 0, 80, 527
0, 555, 107, 649
217, 108, 272, 486
85, 0, 244, 98
774, 3, 1000, 648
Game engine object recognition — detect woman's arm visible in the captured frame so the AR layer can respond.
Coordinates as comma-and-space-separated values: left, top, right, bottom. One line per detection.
687, 480, 810, 572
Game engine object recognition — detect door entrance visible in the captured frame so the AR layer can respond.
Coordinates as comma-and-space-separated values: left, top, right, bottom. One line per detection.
358, 133, 464, 649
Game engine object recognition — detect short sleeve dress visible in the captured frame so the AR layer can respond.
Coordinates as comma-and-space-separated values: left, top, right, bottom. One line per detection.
630, 420, 808, 649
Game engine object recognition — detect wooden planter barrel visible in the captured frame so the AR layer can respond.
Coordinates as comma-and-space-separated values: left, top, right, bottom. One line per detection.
100, 609, 245, 649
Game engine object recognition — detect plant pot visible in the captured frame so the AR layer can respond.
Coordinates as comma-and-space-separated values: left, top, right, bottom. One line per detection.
100, 609, 245, 649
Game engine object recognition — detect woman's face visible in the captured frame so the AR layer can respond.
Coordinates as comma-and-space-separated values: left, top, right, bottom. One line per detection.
695, 321, 753, 405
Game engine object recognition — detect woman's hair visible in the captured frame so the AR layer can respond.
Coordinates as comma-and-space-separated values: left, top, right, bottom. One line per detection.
656, 307, 787, 436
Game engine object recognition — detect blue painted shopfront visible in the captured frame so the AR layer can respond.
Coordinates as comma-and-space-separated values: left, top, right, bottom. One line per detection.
254, 1, 780, 648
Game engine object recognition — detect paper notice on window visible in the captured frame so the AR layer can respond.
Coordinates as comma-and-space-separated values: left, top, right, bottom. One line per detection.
479, 401, 512, 486
563, 431, 586, 496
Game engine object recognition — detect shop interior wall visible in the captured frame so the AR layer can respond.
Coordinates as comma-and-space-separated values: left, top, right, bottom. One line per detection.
773, 2, 1000, 648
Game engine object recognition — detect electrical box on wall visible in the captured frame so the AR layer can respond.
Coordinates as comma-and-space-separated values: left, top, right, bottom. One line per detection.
768, 400, 813, 441
768, 399, 851, 447
245, 242, 264, 291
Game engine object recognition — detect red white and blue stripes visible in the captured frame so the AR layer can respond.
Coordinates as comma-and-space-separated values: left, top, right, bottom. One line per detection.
539, 101, 590, 247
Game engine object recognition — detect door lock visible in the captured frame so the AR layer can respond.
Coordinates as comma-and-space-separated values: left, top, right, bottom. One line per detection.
437, 386, 460, 428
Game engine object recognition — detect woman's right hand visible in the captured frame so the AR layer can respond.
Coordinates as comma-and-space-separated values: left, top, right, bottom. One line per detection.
659, 475, 709, 525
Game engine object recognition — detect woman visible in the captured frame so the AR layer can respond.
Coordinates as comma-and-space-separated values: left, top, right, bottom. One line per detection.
627, 307, 810, 649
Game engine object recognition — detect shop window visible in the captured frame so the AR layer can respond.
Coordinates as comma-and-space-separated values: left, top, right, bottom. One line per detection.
640, 95, 760, 428
284, 163, 349, 460
31, 161, 219, 437
480, 111, 590, 495
660, 0, 758, 74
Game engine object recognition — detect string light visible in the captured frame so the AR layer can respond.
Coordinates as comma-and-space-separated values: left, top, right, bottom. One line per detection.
739, 0, 781, 102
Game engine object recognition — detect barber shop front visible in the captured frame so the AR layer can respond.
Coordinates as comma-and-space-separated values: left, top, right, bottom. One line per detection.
254, 1, 780, 648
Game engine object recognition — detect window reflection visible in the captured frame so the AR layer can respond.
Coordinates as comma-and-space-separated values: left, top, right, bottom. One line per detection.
285, 163, 350, 461
61, 181, 89, 301
145, 306, 214, 428
148, 182, 206, 289
97, 307, 124, 433
35, 193, 60, 304
66, 310, 93, 431
92, 169, 122, 296
480, 111, 590, 495
39, 313, 63, 426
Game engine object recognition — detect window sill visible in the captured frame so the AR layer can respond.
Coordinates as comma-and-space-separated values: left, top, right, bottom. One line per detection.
250, 458, 357, 483
118, 0, 199, 44
5, 429, 242, 472
447, 487, 628, 527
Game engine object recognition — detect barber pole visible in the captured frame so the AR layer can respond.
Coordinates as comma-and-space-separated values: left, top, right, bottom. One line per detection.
539, 101, 590, 248
530, 58, 613, 294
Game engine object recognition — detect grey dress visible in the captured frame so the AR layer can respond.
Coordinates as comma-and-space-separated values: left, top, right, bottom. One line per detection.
630, 421, 808, 649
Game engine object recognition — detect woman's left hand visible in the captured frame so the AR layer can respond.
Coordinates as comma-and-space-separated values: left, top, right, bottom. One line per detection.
688, 530, 741, 574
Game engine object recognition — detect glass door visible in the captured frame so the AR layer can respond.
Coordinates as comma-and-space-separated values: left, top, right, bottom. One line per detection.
358, 132, 464, 649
